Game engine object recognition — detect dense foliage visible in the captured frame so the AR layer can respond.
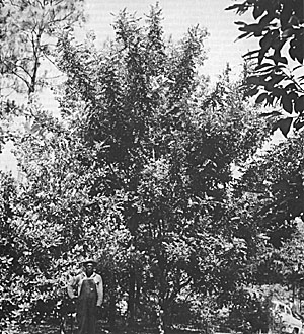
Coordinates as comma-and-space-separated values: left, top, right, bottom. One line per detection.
1, 2, 303, 334
227, 0, 304, 137
235, 133, 304, 281
54, 4, 270, 330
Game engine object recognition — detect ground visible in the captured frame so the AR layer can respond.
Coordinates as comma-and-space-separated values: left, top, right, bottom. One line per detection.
7, 321, 205, 334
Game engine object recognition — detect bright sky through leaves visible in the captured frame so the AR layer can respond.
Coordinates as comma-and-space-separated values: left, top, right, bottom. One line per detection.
82, 0, 257, 80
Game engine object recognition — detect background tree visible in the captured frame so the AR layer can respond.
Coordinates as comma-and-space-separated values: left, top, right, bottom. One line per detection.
0, 171, 22, 332
238, 134, 304, 248
227, 0, 304, 137
7, 102, 131, 329
0, 0, 84, 97
0, 0, 85, 160
232, 130, 304, 303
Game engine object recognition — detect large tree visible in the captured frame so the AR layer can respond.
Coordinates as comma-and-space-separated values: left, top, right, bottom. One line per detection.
2, 3, 273, 333
55, 4, 271, 330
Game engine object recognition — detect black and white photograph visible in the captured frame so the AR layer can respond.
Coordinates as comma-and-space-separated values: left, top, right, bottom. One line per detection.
0, 0, 303, 333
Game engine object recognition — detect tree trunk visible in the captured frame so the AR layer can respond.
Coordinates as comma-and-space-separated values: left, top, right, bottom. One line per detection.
162, 300, 173, 330
128, 266, 136, 327
108, 275, 117, 329
155, 301, 165, 334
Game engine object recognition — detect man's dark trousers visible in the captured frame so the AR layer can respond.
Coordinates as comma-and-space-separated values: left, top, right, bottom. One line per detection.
77, 278, 97, 334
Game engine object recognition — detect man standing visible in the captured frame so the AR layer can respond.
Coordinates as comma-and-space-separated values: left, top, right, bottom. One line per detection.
67, 259, 103, 334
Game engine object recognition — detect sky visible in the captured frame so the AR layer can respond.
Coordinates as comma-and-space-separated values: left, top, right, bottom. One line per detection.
0, 0, 262, 175
83, 0, 256, 80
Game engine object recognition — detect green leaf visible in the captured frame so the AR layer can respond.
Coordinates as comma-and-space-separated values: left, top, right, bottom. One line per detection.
255, 63, 274, 71
273, 118, 293, 137
245, 86, 259, 97
282, 93, 293, 113
255, 92, 268, 104
253, 5, 265, 19
225, 4, 242, 11
234, 21, 247, 26
258, 32, 273, 62
294, 116, 304, 131
247, 75, 262, 85
295, 96, 304, 113
290, 45, 304, 64
235, 31, 251, 41
259, 110, 282, 117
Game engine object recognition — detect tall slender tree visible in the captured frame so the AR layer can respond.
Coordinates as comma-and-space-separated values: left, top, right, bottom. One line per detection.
0, 0, 84, 96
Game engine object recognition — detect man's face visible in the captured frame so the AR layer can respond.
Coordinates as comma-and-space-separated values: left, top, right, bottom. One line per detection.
85, 263, 94, 276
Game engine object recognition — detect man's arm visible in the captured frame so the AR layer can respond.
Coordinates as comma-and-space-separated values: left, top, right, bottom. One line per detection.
96, 275, 103, 307
67, 275, 78, 300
